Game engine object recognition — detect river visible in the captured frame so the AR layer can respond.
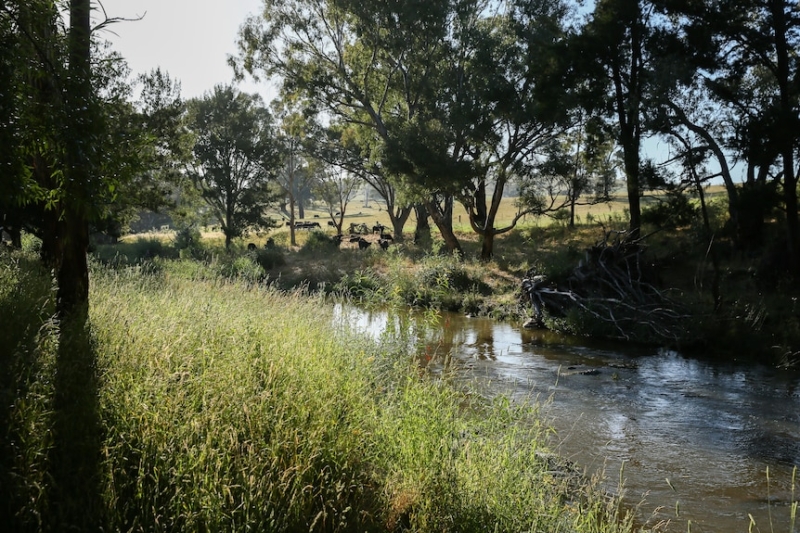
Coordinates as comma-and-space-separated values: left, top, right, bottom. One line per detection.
336, 305, 800, 533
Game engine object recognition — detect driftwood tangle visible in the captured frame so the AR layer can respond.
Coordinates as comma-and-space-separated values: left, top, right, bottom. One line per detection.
522, 229, 690, 343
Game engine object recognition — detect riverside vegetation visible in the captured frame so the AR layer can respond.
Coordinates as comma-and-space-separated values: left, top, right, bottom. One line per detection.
1, 239, 658, 532
2, 199, 799, 531
97, 194, 800, 367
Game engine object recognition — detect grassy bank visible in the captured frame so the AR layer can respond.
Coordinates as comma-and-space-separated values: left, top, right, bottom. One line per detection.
0, 247, 647, 532
94, 210, 800, 366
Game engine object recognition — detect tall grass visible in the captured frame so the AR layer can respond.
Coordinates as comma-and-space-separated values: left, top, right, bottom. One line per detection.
1, 248, 643, 532
0, 249, 58, 531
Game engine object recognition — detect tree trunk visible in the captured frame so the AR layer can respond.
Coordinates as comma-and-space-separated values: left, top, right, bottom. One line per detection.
424, 196, 463, 257
414, 203, 431, 245
56, 207, 89, 314
480, 230, 495, 261
57, 0, 92, 315
289, 195, 296, 246
771, 0, 799, 274
610, 10, 643, 238
569, 198, 576, 228
389, 205, 412, 242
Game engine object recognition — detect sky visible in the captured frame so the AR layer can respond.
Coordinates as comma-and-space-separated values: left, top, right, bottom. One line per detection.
96, 0, 277, 102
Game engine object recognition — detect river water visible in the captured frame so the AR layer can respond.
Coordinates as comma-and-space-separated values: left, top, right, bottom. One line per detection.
336, 305, 800, 533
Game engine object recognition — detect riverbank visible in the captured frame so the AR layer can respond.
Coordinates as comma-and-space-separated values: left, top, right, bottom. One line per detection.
0, 247, 648, 532
94, 219, 800, 368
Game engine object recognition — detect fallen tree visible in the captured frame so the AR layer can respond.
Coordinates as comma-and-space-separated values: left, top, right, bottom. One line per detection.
521, 230, 692, 344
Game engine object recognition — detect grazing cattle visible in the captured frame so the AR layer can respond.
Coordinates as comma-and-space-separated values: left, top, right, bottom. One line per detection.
293, 221, 322, 230
247, 242, 257, 251
378, 239, 390, 250
349, 235, 361, 243
372, 223, 386, 234
327, 221, 336, 227
358, 237, 371, 250
380, 232, 393, 241
265, 238, 275, 249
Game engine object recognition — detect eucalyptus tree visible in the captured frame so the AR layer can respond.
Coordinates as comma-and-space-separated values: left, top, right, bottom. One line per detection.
0, 0, 180, 311
234, 0, 474, 255
530, 113, 618, 228
647, 78, 747, 232
0, 2, 25, 245
312, 121, 414, 240
451, 0, 574, 259
0, 0, 100, 312
313, 164, 361, 234
185, 85, 282, 249
571, 0, 668, 237
235, 0, 579, 258
657, 0, 800, 270
272, 105, 322, 245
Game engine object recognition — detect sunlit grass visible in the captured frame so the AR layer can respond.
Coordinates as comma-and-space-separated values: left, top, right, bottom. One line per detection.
0, 247, 649, 532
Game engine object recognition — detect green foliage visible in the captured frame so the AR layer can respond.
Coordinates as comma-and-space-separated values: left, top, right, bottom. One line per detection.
252, 247, 286, 270
215, 254, 266, 283
333, 268, 385, 300
234, 0, 574, 258
300, 230, 339, 254
173, 224, 202, 251
641, 191, 698, 228
186, 85, 282, 248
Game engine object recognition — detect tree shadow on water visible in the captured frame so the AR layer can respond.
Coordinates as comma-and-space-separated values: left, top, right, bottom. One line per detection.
47, 306, 107, 532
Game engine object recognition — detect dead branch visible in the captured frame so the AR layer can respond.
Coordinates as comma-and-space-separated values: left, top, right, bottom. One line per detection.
522, 229, 691, 343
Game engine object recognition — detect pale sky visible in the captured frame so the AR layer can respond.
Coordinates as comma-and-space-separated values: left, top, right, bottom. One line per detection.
96, 0, 277, 102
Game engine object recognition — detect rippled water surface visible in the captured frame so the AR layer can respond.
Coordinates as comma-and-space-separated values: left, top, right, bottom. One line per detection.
337, 305, 800, 532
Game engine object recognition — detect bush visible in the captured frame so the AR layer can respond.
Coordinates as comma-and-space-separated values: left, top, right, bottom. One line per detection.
124, 237, 174, 262
300, 230, 339, 254
253, 247, 286, 270
333, 268, 384, 300
174, 224, 202, 251
641, 191, 697, 228
216, 255, 265, 283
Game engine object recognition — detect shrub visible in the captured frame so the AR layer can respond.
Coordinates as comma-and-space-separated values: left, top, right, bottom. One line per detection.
214, 255, 265, 283
174, 224, 202, 251
641, 191, 697, 228
300, 230, 339, 254
333, 268, 384, 300
126, 237, 172, 261
252, 247, 286, 270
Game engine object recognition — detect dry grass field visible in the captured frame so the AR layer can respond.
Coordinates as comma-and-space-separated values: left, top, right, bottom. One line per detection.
126, 184, 730, 250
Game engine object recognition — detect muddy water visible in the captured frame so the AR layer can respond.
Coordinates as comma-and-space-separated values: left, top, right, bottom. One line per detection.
337, 305, 800, 532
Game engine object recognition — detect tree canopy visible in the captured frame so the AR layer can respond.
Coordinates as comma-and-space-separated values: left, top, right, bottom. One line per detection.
185, 85, 282, 249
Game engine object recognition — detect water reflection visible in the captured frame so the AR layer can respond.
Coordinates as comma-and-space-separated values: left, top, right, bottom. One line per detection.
335, 305, 800, 532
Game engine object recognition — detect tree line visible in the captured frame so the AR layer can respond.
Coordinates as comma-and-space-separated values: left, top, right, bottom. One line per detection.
2, 0, 800, 314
